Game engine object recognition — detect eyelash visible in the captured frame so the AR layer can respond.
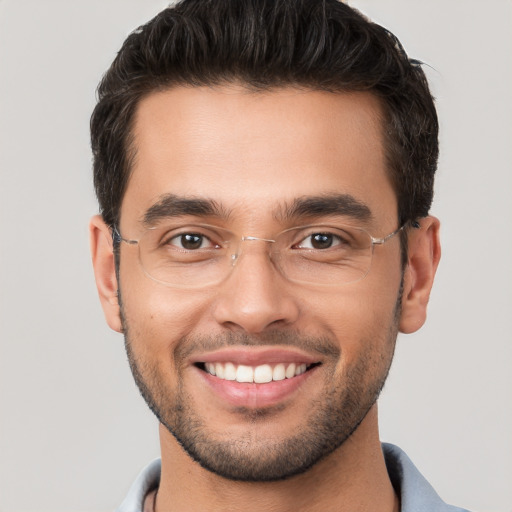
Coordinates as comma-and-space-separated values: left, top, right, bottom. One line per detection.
162, 230, 349, 251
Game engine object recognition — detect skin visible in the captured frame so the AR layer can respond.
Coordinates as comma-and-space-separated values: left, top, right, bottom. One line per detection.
90, 86, 440, 512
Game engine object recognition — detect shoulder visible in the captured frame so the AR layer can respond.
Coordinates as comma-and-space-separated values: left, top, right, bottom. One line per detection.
115, 458, 161, 512
383, 443, 471, 512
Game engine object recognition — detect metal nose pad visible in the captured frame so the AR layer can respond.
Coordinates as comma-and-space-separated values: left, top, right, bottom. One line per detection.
230, 236, 276, 267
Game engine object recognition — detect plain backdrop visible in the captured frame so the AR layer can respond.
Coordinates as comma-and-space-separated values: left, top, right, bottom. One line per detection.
0, 1, 511, 511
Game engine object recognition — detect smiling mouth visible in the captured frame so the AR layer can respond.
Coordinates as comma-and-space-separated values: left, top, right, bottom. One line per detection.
196, 362, 321, 384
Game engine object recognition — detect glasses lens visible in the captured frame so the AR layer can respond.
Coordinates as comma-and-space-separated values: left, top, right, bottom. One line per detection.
135, 223, 374, 287
273, 225, 373, 285
138, 224, 234, 288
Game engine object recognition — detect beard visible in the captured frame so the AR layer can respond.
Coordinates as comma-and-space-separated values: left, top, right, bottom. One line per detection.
120, 294, 400, 482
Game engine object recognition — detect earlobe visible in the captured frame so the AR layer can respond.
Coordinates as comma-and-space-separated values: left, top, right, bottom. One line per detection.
89, 215, 123, 333
399, 216, 441, 334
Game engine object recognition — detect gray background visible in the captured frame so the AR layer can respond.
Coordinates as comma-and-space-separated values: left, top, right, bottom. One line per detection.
0, 1, 511, 511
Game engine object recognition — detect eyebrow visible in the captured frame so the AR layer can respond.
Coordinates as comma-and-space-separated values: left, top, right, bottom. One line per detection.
276, 194, 373, 223
141, 192, 372, 227
141, 194, 230, 227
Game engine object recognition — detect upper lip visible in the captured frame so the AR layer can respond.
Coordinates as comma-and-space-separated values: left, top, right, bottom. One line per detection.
190, 347, 322, 366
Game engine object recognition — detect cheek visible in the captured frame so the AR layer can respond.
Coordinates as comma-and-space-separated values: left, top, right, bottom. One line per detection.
317, 289, 396, 335
119, 261, 215, 363
307, 267, 402, 365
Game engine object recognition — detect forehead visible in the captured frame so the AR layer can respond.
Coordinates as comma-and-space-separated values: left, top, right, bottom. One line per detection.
121, 86, 397, 230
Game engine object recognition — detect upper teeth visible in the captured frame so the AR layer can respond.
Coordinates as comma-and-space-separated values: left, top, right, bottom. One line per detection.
204, 362, 309, 383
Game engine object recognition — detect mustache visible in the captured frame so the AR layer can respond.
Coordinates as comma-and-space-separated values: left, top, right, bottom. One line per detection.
175, 330, 341, 360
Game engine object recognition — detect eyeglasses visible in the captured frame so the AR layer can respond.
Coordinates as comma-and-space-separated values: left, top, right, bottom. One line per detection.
113, 222, 405, 289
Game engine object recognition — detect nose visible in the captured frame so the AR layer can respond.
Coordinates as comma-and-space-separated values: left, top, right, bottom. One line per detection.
212, 241, 300, 333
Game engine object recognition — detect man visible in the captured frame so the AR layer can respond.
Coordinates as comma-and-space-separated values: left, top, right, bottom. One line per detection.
89, 1, 467, 510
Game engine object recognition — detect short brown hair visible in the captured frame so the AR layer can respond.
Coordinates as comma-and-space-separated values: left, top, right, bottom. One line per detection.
91, 0, 438, 230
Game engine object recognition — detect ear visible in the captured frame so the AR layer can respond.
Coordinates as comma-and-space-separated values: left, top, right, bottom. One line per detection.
89, 215, 123, 333
399, 216, 441, 334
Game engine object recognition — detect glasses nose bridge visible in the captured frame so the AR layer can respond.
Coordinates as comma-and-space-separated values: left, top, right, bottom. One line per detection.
230, 235, 277, 267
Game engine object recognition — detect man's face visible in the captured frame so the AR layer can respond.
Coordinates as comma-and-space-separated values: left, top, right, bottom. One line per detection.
115, 87, 403, 480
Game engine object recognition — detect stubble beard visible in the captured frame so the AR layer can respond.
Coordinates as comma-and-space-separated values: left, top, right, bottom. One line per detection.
120, 296, 401, 482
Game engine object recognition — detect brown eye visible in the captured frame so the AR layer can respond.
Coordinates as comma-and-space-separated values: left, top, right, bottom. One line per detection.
297, 232, 342, 250
181, 234, 203, 249
310, 233, 334, 249
169, 233, 211, 250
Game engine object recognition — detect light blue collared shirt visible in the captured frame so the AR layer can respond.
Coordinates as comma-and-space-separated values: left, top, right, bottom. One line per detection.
116, 443, 471, 512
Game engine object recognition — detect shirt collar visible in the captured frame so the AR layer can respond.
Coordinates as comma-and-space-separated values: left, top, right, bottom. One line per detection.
116, 444, 470, 512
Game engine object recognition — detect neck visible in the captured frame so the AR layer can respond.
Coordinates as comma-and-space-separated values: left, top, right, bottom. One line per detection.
154, 406, 399, 512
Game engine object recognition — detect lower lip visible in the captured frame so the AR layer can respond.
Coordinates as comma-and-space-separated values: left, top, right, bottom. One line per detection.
195, 366, 319, 408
